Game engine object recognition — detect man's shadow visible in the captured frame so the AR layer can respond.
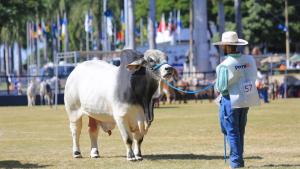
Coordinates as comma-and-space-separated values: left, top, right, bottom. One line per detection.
0, 160, 51, 168
143, 153, 263, 161
249, 164, 300, 168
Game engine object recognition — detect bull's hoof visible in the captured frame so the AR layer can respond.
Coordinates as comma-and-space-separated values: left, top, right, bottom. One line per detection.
90, 149, 100, 158
91, 154, 100, 158
73, 151, 82, 158
135, 156, 143, 161
127, 157, 137, 161
127, 150, 136, 161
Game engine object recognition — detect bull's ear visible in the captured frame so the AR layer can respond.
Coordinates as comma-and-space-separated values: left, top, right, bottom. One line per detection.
126, 58, 146, 71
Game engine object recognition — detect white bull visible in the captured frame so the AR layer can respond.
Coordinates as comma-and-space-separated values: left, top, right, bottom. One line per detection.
64, 49, 176, 160
39, 80, 53, 106
27, 79, 38, 106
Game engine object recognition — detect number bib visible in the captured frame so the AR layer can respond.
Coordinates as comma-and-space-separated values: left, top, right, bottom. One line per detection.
240, 80, 253, 95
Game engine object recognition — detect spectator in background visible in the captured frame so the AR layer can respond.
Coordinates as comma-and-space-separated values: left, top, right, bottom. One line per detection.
279, 64, 286, 71
270, 80, 279, 100
251, 46, 262, 68
256, 68, 263, 100
279, 82, 285, 98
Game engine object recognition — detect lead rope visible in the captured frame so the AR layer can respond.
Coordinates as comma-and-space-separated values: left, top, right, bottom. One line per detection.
151, 63, 215, 94
162, 80, 215, 94
224, 135, 227, 164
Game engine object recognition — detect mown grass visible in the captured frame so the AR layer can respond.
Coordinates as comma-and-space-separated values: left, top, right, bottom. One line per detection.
0, 99, 299, 169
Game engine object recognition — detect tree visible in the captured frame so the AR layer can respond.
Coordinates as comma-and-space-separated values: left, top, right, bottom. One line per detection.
243, 0, 285, 52
136, 0, 189, 27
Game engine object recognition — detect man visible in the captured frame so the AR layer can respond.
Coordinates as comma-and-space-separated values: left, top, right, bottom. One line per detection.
213, 31, 260, 168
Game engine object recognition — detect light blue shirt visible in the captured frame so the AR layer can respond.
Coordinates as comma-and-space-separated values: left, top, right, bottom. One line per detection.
215, 53, 242, 96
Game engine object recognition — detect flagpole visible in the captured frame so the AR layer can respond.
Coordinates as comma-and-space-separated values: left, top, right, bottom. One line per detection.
29, 22, 32, 72
42, 19, 48, 63
148, 0, 156, 49
128, 0, 135, 49
140, 19, 144, 46
124, 0, 128, 48
26, 22, 30, 77
86, 11, 90, 58
284, 0, 290, 98
57, 13, 61, 54
189, 2, 194, 76
86, 29, 89, 57
113, 21, 117, 49
36, 17, 40, 75
63, 11, 69, 57
177, 10, 181, 44
103, 0, 108, 51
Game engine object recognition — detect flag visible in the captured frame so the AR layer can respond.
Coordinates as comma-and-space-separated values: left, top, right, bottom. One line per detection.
41, 18, 47, 36
168, 12, 174, 35
84, 12, 89, 32
32, 22, 38, 39
45, 21, 50, 34
107, 16, 113, 36
157, 13, 166, 32
121, 10, 125, 31
117, 31, 124, 42
61, 12, 67, 40
37, 22, 42, 39
51, 19, 57, 39
176, 10, 182, 35
84, 11, 93, 33
168, 12, 173, 33
29, 22, 33, 39
57, 13, 61, 39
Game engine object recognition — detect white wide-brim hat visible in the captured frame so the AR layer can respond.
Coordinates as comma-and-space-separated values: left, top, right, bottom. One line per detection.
213, 31, 248, 46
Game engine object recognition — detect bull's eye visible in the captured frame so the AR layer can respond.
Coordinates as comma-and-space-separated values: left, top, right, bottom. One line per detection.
148, 58, 155, 63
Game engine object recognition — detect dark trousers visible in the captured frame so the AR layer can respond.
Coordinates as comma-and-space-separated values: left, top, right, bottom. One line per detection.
219, 96, 249, 168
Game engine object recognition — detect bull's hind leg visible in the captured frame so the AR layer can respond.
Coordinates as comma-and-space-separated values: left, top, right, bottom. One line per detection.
88, 117, 100, 158
114, 116, 135, 161
132, 130, 144, 161
70, 117, 83, 158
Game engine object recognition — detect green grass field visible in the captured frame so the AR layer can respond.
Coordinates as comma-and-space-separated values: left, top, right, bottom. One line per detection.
0, 99, 300, 169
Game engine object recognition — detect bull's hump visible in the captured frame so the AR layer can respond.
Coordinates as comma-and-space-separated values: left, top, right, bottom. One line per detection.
79, 60, 117, 71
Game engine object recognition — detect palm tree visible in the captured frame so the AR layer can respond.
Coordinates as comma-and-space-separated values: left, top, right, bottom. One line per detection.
193, 0, 209, 72
148, 0, 156, 49
235, 0, 242, 38
125, 0, 136, 49
217, 0, 225, 61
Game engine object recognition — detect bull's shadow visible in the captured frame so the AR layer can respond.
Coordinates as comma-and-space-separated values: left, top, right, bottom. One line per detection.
0, 160, 51, 168
249, 164, 300, 168
143, 154, 263, 161
155, 106, 179, 109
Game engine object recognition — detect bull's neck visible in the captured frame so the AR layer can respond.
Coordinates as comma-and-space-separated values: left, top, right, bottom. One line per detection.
115, 66, 158, 105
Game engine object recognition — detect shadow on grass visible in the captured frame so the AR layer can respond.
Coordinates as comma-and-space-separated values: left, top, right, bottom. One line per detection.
155, 106, 179, 109
143, 154, 262, 161
249, 164, 300, 168
0, 160, 51, 168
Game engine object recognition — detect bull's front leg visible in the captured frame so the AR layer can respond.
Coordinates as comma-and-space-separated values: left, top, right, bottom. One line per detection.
133, 130, 144, 161
114, 116, 135, 161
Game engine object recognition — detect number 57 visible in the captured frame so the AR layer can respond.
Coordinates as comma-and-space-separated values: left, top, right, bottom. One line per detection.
245, 84, 252, 92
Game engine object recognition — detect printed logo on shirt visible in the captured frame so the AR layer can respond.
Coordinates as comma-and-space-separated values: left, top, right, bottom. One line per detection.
235, 63, 250, 70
